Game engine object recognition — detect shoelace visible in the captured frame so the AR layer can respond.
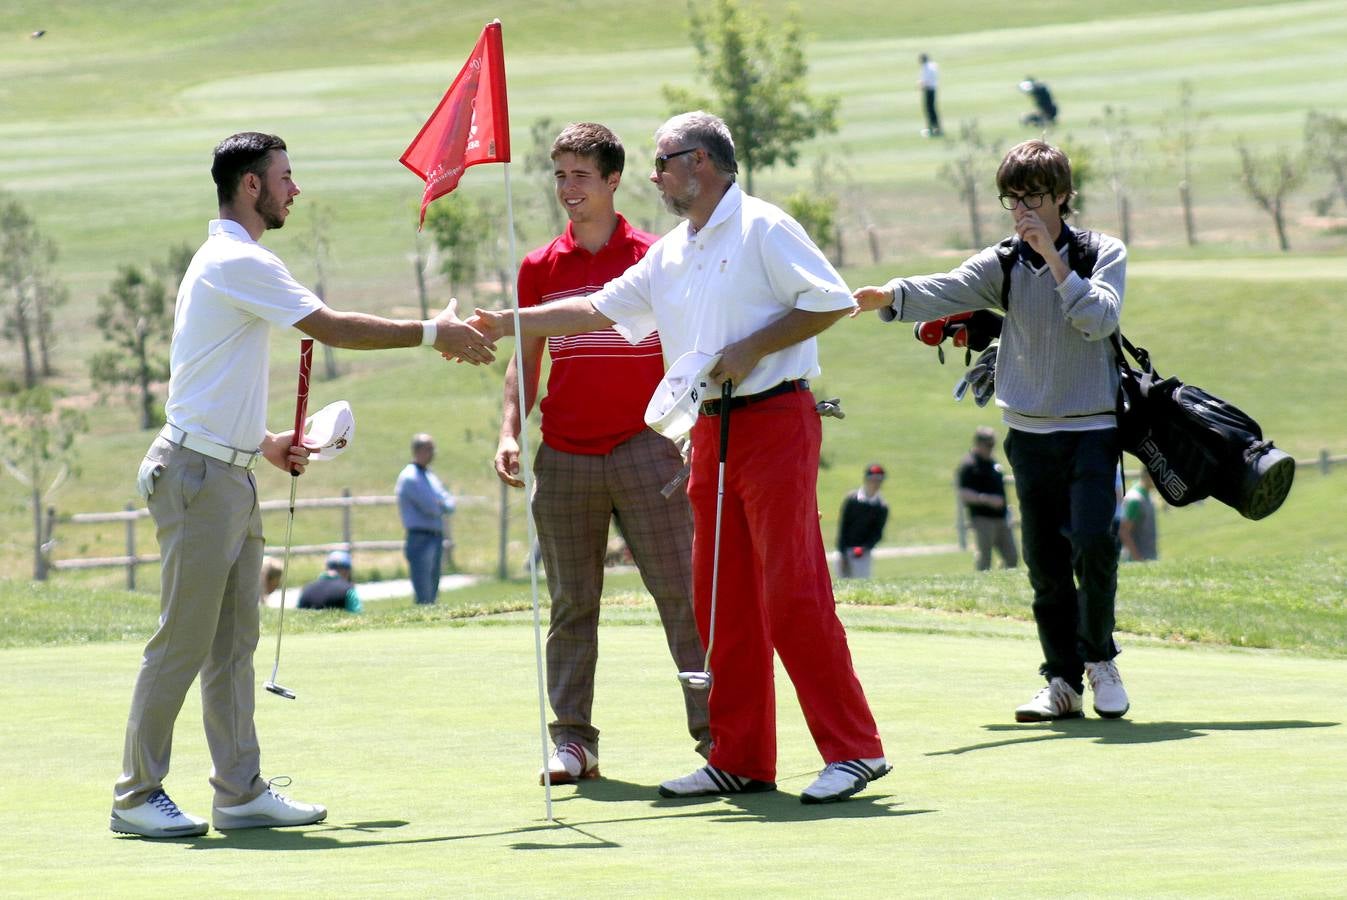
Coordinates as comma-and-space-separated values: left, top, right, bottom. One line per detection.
148, 790, 185, 819
265, 775, 294, 801
1088, 663, 1121, 687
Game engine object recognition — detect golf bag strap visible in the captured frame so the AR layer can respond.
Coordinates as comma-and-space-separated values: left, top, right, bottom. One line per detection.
998, 228, 1101, 310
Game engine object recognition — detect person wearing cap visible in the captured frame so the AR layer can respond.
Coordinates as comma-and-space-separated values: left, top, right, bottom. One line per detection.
111, 132, 495, 840
957, 427, 1019, 571
492, 122, 709, 787
297, 550, 362, 613
469, 111, 888, 805
396, 433, 456, 605
836, 464, 890, 579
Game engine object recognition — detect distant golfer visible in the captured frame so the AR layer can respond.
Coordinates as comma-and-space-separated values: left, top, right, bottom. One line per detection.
854, 139, 1130, 723
917, 53, 942, 137
471, 111, 889, 804
494, 122, 709, 785
111, 131, 495, 839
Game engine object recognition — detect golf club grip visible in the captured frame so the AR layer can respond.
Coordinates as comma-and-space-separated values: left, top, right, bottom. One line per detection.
718, 380, 732, 462
290, 340, 314, 475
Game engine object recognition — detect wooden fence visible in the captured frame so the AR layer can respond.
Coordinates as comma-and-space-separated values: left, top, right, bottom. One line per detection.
45, 489, 487, 590
42, 451, 1345, 585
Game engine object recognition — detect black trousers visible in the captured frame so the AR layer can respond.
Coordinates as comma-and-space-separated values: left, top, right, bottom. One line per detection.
1004, 428, 1120, 689
923, 88, 941, 132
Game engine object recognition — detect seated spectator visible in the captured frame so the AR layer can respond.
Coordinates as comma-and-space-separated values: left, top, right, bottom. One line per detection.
259, 556, 283, 604
297, 550, 362, 613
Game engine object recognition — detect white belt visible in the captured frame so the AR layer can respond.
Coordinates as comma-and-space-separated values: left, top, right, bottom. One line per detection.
159, 424, 260, 471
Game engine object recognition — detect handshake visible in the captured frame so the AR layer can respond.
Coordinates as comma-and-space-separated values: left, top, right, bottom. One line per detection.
428, 301, 513, 364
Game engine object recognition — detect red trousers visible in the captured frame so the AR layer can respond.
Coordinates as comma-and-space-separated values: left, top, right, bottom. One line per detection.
688, 389, 884, 782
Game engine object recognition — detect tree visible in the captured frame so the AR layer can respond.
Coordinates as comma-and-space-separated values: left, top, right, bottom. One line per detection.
0, 193, 67, 387
783, 154, 841, 264
1236, 141, 1303, 252
1159, 81, 1207, 246
525, 116, 564, 236
939, 120, 998, 249
424, 193, 492, 299
1095, 105, 1139, 244
1304, 110, 1347, 216
300, 203, 340, 380
0, 386, 86, 579
88, 264, 173, 429
662, 0, 839, 195
1057, 137, 1096, 225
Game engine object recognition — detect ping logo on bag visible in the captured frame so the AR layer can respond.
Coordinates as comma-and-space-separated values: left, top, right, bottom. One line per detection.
1135, 437, 1190, 502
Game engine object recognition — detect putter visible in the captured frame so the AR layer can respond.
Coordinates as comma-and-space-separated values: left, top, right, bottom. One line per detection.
679, 379, 732, 692
264, 339, 313, 701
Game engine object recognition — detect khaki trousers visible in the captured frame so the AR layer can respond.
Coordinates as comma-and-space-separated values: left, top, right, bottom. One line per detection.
113, 437, 267, 809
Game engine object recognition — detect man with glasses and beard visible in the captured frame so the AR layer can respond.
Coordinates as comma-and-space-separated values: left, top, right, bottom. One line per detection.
469, 111, 889, 805
854, 139, 1131, 725
110, 132, 495, 839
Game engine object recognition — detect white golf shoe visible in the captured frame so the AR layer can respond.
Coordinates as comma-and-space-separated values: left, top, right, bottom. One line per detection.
539, 741, 599, 786
213, 782, 327, 830
800, 757, 891, 804
109, 789, 208, 838
1014, 677, 1085, 722
657, 765, 775, 798
1085, 659, 1130, 718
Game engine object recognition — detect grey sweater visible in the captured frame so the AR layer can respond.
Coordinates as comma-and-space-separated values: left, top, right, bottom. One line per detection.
880, 230, 1126, 432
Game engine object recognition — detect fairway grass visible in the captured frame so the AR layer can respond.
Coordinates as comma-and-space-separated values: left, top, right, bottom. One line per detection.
2, 613, 1344, 897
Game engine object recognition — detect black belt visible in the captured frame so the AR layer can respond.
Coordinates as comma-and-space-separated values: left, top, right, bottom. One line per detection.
407, 528, 443, 536
700, 379, 809, 416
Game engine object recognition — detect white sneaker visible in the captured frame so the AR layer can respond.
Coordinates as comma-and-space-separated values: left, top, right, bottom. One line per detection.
800, 757, 891, 805
657, 765, 775, 798
1015, 677, 1084, 722
539, 741, 599, 786
1085, 660, 1130, 718
110, 789, 208, 838
213, 782, 327, 830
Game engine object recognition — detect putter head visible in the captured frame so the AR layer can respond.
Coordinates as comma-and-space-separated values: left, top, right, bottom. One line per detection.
677, 670, 712, 691
264, 681, 296, 700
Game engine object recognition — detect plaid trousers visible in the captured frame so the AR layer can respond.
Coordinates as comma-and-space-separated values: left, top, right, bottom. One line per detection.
532, 428, 709, 755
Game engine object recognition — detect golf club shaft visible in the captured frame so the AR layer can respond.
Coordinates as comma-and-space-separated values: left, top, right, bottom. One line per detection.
268, 340, 314, 688
702, 380, 733, 674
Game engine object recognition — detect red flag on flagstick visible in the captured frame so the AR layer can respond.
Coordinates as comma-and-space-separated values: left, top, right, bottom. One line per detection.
400, 20, 511, 227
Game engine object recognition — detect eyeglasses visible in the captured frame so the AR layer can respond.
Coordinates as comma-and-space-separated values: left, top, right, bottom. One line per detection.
998, 191, 1050, 211
654, 147, 699, 174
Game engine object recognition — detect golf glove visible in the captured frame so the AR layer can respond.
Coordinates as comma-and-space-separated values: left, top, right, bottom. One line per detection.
136, 458, 163, 501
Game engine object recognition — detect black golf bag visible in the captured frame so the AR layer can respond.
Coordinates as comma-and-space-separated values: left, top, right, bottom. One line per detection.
1112, 333, 1295, 520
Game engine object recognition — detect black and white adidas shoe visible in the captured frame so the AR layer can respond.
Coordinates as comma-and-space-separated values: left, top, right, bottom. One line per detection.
799, 757, 890, 804
657, 765, 776, 798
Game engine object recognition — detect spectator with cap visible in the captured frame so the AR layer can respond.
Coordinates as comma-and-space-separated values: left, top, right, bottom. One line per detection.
297, 550, 362, 613
957, 426, 1019, 571
836, 464, 890, 579
395, 433, 456, 605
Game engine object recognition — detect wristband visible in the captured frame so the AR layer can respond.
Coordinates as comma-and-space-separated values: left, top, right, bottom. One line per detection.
421, 320, 437, 347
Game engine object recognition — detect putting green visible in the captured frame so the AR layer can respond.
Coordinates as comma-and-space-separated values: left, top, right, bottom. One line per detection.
1, 611, 1344, 896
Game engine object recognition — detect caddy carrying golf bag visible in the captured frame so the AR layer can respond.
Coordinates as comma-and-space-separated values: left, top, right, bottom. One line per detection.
1112, 333, 1295, 520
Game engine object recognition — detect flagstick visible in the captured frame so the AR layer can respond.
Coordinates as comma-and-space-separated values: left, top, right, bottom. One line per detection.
503, 161, 553, 823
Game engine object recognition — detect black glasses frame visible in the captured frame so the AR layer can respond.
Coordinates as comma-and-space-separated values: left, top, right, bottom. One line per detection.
998, 191, 1050, 211
654, 147, 699, 174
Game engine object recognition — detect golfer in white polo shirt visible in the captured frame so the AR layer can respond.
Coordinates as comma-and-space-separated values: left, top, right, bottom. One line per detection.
469, 112, 889, 805
110, 132, 495, 839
